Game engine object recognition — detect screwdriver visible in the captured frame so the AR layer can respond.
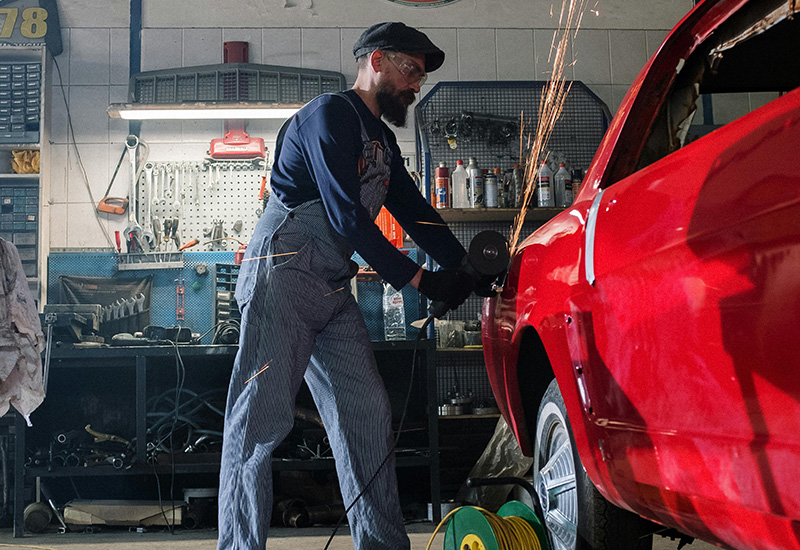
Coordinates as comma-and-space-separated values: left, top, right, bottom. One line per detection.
179, 238, 199, 251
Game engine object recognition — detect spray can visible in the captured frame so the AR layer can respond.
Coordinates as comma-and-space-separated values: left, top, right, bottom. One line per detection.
536, 161, 554, 207
451, 160, 469, 208
484, 169, 498, 208
497, 169, 507, 208
571, 168, 583, 199
466, 157, 484, 208
554, 163, 573, 207
435, 162, 449, 209
512, 164, 524, 208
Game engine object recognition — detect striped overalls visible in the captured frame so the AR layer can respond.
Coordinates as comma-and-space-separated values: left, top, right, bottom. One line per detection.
217, 94, 410, 550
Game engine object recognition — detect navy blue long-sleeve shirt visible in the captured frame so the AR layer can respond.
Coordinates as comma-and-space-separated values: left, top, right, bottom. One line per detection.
270, 90, 466, 289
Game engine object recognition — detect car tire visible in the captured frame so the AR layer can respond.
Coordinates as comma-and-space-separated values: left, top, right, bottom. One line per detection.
535, 378, 652, 550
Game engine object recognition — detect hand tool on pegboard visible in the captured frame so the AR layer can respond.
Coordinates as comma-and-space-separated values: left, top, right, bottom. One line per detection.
97, 145, 129, 215
123, 135, 148, 250
142, 162, 156, 250
176, 279, 185, 322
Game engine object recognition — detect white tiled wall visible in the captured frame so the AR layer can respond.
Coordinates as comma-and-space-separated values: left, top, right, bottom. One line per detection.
54, 5, 763, 250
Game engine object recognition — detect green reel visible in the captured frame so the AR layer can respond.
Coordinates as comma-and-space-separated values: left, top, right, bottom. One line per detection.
442, 501, 549, 550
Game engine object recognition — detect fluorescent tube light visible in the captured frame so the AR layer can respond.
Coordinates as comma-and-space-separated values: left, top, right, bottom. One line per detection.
107, 102, 304, 120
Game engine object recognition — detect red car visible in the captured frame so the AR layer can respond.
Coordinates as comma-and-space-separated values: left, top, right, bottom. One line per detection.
482, 1, 800, 549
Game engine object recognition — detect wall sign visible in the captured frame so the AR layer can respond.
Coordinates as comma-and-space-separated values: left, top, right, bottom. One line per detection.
383, 0, 461, 6
0, 0, 62, 55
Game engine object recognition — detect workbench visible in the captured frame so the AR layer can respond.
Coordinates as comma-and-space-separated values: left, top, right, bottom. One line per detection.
17, 341, 440, 536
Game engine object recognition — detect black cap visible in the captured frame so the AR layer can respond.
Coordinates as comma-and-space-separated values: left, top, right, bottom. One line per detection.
353, 22, 445, 73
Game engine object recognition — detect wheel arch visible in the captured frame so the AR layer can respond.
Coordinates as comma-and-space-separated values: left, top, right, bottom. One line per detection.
515, 326, 556, 455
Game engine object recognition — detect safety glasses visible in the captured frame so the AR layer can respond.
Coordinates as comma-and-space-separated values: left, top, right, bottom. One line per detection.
385, 51, 427, 87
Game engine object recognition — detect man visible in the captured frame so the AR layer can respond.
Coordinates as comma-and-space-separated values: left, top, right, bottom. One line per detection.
217, 22, 473, 550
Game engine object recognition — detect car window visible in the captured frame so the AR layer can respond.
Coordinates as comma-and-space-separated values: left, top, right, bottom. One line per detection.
630, 0, 799, 175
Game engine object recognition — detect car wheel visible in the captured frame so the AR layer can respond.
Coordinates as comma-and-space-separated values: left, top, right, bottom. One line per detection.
535, 378, 652, 550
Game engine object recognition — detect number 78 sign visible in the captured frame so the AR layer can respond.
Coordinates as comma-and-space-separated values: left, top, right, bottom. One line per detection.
0, 7, 47, 39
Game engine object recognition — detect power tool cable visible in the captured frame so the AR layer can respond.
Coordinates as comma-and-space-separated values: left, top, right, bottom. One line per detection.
322, 313, 435, 550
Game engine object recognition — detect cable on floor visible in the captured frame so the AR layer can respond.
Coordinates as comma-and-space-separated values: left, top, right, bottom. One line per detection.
425, 506, 542, 550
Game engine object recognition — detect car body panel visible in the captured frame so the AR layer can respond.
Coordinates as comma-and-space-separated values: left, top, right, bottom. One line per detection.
481, 0, 800, 548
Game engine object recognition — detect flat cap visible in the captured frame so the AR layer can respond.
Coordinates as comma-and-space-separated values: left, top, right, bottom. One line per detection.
353, 22, 445, 73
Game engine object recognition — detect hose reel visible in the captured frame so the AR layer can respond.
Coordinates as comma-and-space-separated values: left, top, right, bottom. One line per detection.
443, 502, 548, 550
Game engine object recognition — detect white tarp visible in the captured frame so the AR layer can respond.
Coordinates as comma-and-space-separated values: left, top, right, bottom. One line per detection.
0, 238, 45, 425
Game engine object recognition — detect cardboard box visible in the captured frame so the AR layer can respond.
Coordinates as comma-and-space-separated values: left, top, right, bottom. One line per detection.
63, 500, 183, 527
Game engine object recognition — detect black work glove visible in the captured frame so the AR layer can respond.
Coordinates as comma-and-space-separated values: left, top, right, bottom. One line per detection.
418, 269, 474, 309
473, 273, 498, 297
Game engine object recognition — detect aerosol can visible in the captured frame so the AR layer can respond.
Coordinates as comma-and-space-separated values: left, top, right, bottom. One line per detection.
536, 161, 554, 207
466, 157, 484, 208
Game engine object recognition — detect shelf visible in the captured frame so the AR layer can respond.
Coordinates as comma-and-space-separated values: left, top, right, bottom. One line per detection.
437, 347, 483, 353
0, 144, 40, 151
436, 207, 562, 223
27, 453, 433, 477
438, 414, 501, 420
0, 173, 39, 180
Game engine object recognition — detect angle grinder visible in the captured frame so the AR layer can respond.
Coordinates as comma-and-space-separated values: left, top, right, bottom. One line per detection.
429, 230, 510, 319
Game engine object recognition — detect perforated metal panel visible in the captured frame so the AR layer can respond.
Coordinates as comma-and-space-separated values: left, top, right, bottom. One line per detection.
48, 251, 236, 339
415, 81, 611, 183
130, 63, 345, 104
136, 160, 265, 253
436, 351, 494, 406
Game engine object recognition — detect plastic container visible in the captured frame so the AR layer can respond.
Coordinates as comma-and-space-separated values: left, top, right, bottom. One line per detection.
451, 160, 469, 208
554, 163, 573, 207
383, 283, 406, 341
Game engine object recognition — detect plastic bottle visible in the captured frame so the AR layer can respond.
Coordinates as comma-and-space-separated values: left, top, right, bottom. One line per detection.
383, 283, 406, 341
451, 160, 469, 209
512, 164, 524, 208
536, 161, 554, 207
466, 158, 484, 208
435, 162, 449, 209
554, 163, 573, 207
484, 169, 498, 208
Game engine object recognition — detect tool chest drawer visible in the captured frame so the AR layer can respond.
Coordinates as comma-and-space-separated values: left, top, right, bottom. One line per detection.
0, 181, 38, 277
0, 63, 40, 144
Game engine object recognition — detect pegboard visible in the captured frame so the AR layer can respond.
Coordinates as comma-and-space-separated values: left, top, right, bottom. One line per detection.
136, 159, 267, 253
414, 81, 611, 197
48, 251, 237, 340
436, 351, 495, 407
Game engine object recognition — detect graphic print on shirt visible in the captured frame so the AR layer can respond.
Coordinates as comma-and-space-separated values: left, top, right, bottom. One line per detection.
358, 138, 392, 220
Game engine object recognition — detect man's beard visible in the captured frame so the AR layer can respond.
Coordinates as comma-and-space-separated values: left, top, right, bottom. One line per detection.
376, 82, 415, 127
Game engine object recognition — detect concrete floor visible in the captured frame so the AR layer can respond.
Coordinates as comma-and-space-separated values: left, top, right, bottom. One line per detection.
0, 523, 722, 549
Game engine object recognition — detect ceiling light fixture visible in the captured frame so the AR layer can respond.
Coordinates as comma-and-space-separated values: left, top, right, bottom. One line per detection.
107, 102, 304, 120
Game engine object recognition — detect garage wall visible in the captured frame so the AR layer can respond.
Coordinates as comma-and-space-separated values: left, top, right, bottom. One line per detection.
46, 0, 693, 249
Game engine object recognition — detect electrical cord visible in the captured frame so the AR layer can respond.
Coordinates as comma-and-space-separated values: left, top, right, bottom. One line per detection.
151, 338, 186, 535
51, 50, 150, 251
425, 506, 542, 550
212, 319, 240, 344
322, 314, 435, 550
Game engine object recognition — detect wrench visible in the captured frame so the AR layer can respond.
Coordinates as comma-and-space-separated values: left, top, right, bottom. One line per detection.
123, 135, 146, 251
134, 293, 146, 314
142, 163, 156, 250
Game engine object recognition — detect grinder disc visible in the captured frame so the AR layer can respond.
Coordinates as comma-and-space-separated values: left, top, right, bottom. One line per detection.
468, 230, 510, 277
